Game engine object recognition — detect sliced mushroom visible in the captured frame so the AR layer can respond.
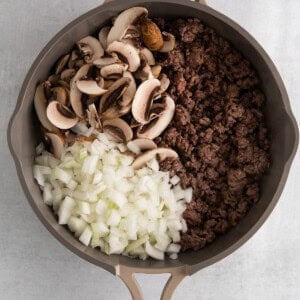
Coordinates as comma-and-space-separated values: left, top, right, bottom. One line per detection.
52, 86, 69, 105
132, 148, 178, 170
57, 80, 70, 90
61, 69, 76, 82
45, 132, 65, 159
70, 63, 91, 118
87, 104, 101, 130
99, 77, 131, 119
47, 101, 79, 130
68, 50, 79, 69
48, 74, 60, 85
127, 138, 157, 155
140, 48, 156, 66
100, 63, 128, 79
159, 32, 176, 53
34, 83, 59, 133
103, 80, 115, 89
106, 7, 148, 46
55, 54, 70, 74
134, 63, 154, 81
76, 80, 108, 96
103, 118, 133, 143
93, 55, 120, 68
123, 25, 141, 39
154, 73, 170, 100
77, 36, 104, 63
122, 71, 136, 106
98, 26, 110, 49
137, 95, 175, 140
131, 78, 161, 124
106, 41, 141, 72
151, 65, 162, 79
140, 19, 164, 51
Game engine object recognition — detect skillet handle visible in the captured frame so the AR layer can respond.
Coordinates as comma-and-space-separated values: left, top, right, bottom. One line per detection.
116, 265, 188, 300
104, 0, 207, 4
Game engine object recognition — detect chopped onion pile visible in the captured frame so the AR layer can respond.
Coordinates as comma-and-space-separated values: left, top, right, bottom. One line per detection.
33, 133, 191, 260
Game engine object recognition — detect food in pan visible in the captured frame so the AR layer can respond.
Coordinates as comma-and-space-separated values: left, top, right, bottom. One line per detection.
33, 7, 269, 259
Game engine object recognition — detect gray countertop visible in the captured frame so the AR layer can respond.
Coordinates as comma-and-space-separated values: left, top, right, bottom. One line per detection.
0, 0, 299, 299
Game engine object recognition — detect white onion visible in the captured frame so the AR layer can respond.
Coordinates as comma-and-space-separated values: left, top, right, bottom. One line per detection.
33, 133, 193, 260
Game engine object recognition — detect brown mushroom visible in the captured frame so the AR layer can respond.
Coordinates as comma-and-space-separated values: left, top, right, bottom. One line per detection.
137, 95, 175, 140
127, 138, 157, 155
46, 101, 79, 130
103, 118, 133, 143
45, 132, 66, 159
140, 19, 164, 51
132, 148, 178, 170
131, 78, 161, 124
34, 83, 59, 133
99, 77, 131, 119
106, 41, 141, 72
106, 7, 148, 46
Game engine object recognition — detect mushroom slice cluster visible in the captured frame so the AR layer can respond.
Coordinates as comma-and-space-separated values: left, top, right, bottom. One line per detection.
33, 6, 178, 163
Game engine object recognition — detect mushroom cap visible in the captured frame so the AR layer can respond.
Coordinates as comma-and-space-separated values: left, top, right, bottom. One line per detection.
132, 148, 178, 170
47, 101, 79, 130
76, 80, 108, 96
99, 77, 131, 119
140, 19, 164, 51
77, 36, 104, 63
34, 83, 59, 133
137, 95, 175, 140
100, 63, 128, 79
103, 118, 133, 143
127, 138, 157, 155
106, 7, 148, 46
131, 78, 161, 124
106, 41, 141, 72
159, 32, 176, 53
70, 63, 91, 118
45, 132, 65, 159
98, 26, 110, 49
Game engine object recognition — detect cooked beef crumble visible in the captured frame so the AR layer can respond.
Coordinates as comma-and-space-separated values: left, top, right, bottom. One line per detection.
154, 18, 270, 251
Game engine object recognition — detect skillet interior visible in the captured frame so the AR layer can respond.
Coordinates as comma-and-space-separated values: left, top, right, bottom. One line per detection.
8, 0, 298, 275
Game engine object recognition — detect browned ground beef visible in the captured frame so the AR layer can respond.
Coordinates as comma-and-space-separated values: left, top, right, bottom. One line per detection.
154, 18, 270, 251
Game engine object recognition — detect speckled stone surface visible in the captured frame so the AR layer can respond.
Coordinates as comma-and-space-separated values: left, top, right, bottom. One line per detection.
0, 1, 299, 299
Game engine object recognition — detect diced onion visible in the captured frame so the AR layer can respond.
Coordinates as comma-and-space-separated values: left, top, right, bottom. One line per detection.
34, 133, 193, 260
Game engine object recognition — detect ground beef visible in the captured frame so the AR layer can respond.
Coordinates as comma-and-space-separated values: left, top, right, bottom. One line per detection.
154, 18, 270, 252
